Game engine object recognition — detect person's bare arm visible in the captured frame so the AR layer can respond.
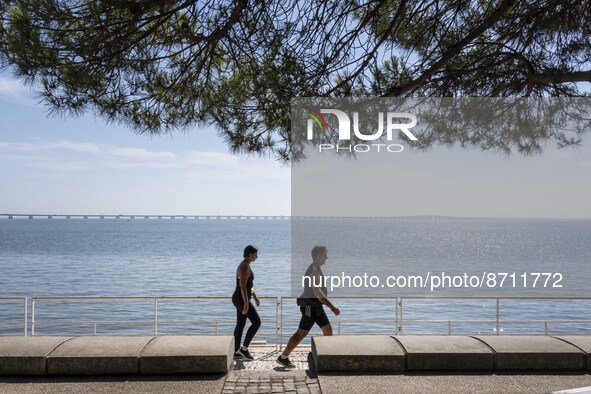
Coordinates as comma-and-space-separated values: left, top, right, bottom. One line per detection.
311, 271, 340, 316
252, 289, 260, 306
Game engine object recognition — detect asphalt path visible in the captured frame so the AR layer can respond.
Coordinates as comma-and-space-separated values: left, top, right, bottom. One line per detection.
317, 372, 591, 394
0, 374, 226, 394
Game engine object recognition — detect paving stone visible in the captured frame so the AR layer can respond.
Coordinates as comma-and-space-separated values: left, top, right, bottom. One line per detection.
220, 346, 317, 394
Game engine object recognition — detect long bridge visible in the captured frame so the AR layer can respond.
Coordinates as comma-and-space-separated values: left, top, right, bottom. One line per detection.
0, 214, 449, 220
0, 213, 290, 220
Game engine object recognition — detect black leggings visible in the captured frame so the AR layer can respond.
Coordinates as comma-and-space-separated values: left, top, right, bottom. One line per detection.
232, 294, 261, 352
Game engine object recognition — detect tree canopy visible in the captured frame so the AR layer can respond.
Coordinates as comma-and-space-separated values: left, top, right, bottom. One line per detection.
1, 0, 590, 161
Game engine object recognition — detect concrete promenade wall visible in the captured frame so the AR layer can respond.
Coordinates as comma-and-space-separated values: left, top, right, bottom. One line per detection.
2, 335, 591, 375
312, 335, 591, 372
0, 335, 234, 376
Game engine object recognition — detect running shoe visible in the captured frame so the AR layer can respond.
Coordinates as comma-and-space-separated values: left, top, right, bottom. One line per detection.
233, 351, 244, 360
236, 348, 255, 361
276, 355, 296, 368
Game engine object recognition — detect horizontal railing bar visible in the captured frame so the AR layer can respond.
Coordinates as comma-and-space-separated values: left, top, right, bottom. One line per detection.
13, 295, 591, 338
26, 333, 264, 337
29, 296, 591, 301
400, 297, 591, 300
498, 321, 591, 324
32, 296, 279, 301
32, 320, 274, 326
500, 320, 591, 323
281, 319, 397, 324
402, 320, 591, 324
281, 296, 398, 300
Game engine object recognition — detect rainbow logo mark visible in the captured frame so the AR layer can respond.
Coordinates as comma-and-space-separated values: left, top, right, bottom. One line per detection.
305, 107, 329, 132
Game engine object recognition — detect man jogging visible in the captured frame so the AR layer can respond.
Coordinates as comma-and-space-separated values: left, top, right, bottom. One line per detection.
277, 245, 340, 368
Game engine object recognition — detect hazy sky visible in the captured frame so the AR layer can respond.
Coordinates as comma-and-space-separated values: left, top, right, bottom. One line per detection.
1, 73, 590, 218
291, 97, 591, 219
292, 143, 591, 219
0, 73, 290, 215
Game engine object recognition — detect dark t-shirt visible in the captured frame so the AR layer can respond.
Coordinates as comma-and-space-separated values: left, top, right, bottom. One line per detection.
300, 263, 327, 304
233, 268, 253, 299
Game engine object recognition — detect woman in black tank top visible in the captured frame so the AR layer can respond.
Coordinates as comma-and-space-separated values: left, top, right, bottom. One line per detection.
231, 245, 261, 360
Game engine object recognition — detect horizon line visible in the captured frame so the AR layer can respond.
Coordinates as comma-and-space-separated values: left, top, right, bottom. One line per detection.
1, 213, 589, 221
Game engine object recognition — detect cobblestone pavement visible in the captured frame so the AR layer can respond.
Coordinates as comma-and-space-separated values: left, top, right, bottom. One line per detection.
221, 346, 321, 393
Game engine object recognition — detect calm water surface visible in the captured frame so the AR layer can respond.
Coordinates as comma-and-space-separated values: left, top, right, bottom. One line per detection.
1, 218, 590, 340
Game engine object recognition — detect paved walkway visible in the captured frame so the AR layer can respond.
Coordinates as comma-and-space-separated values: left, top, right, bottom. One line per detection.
3, 338, 591, 393
222, 346, 321, 394
317, 373, 591, 394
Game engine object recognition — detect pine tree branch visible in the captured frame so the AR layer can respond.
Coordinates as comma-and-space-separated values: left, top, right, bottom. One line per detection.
382, 0, 517, 97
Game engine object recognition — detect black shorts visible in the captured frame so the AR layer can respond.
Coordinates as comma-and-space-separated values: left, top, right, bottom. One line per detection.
298, 304, 330, 331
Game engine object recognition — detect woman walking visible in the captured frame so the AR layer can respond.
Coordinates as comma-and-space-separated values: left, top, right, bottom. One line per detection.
232, 245, 261, 360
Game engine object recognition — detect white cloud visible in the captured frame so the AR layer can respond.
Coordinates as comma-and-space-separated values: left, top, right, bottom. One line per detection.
0, 140, 177, 170
0, 139, 291, 215
111, 147, 177, 160
0, 77, 35, 106
0, 142, 39, 151
0, 141, 102, 154
49, 141, 103, 154
0, 139, 289, 178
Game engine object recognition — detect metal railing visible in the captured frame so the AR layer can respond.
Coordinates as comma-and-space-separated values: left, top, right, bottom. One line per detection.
31, 296, 281, 347
2, 296, 591, 342
398, 296, 591, 335
0, 297, 27, 336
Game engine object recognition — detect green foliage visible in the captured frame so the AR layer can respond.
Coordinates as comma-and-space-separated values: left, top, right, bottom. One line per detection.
1, 0, 590, 161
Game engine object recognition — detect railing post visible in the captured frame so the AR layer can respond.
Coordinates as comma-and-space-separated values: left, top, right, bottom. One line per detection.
496, 298, 500, 335
93, 323, 97, 336
154, 299, 158, 335
215, 322, 219, 334
398, 298, 403, 335
338, 320, 341, 335
31, 299, 35, 336
24, 297, 28, 337
544, 321, 548, 335
395, 297, 398, 336
276, 297, 280, 351
448, 320, 451, 335
279, 298, 283, 351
